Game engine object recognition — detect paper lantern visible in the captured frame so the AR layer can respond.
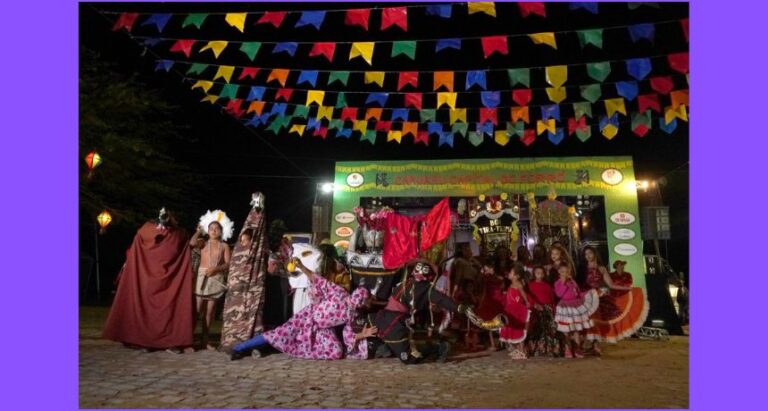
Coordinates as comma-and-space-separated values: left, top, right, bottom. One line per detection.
85, 151, 102, 170
97, 210, 112, 233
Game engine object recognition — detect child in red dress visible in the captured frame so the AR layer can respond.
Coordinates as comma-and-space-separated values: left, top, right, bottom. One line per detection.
500, 264, 531, 359
554, 262, 599, 358
526, 266, 559, 356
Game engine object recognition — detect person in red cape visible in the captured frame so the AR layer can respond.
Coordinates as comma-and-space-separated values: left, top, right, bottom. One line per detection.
102, 208, 195, 352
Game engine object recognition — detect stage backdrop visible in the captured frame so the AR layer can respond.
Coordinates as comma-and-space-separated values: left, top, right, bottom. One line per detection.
330, 156, 645, 288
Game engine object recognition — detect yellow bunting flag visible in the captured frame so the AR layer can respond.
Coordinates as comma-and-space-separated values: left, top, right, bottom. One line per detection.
664, 105, 688, 124
349, 42, 375, 65
546, 87, 567, 103
213, 65, 234, 83
511, 106, 529, 123
437, 92, 457, 109
306, 90, 325, 106
317, 106, 334, 121
468, 2, 497, 17
387, 130, 403, 143
402, 122, 418, 137
364, 71, 386, 87
449, 109, 467, 124
200, 94, 219, 104
494, 130, 510, 146
528, 32, 557, 49
353, 119, 368, 134
199, 41, 228, 58
289, 124, 306, 136
604, 98, 627, 117
536, 118, 556, 135
601, 123, 619, 140
434, 71, 454, 91
247, 101, 265, 115
191, 80, 214, 93
267, 69, 289, 86
225, 13, 247, 32
670, 89, 689, 108
545, 65, 568, 87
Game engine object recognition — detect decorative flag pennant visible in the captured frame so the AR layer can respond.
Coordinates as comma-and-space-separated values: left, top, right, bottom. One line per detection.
436, 39, 462, 52
626, 58, 652, 80
200, 41, 228, 58
267, 69, 289, 86
568, 116, 589, 135
403, 122, 419, 138
577, 29, 603, 48
273, 42, 298, 56
466, 71, 487, 90
187, 63, 208, 75
392, 41, 416, 59
650, 76, 674, 95
328, 119, 343, 130
361, 130, 377, 145
225, 99, 245, 118
225, 13, 247, 32
599, 114, 620, 139
479, 108, 498, 125
295, 11, 326, 29
365, 72, 386, 87
481, 36, 508, 57
170, 40, 195, 57
519, 2, 546, 17
337, 128, 353, 139
449, 109, 467, 124
341, 107, 358, 121
631, 110, 653, 137
309, 42, 335, 62
182, 13, 208, 29
317, 106, 334, 121
382, 7, 408, 31
154, 60, 173, 72
439, 131, 454, 147
670, 89, 689, 108
345, 9, 370, 30
681, 18, 689, 42
247, 86, 266, 101
586, 62, 611, 82
616, 81, 639, 101
545, 65, 568, 87
659, 117, 677, 134
434, 71, 454, 91
265, 114, 289, 133
257, 11, 286, 28
481, 91, 501, 108
289, 124, 306, 136
142, 13, 172, 32
375, 121, 392, 131
437, 92, 458, 109
335, 92, 348, 108
405, 93, 423, 109
293, 106, 310, 119
548, 128, 565, 145
468, 2, 497, 17
512, 89, 532, 106
306, 90, 325, 106
508, 69, 530, 87
468, 131, 484, 146
570, 3, 598, 14
297, 70, 319, 86
494, 130, 510, 146
365, 92, 389, 106
528, 32, 557, 49
201, 94, 219, 104
573, 102, 593, 120
580, 84, 602, 103
275, 88, 294, 102
213, 65, 234, 83
628, 23, 655, 43
349, 42, 375, 65
668, 52, 689, 74
575, 125, 592, 142
537, 119, 556, 135
453, 123, 469, 136
398, 72, 418, 90
245, 113, 269, 127
314, 127, 329, 139
521, 129, 537, 146
427, 122, 443, 136
219, 84, 239, 100
387, 130, 403, 143
392, 109, 409, 121
541, 104, 561, 121
604, 98, 627, 117
546, 87, 567, 103
508, 120, 525, 137
426, 4, 452, 18
638, 94, 661, 112
511, 106, 530, 123
247, 101, 266, 115
664, 104, 688, 123
478, 122, 494, 136
239, 42, 262, 61
415, 130, 430, 145
328, 71, 350, 86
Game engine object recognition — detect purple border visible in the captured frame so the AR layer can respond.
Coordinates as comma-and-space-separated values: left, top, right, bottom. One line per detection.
9, 0, 744, 410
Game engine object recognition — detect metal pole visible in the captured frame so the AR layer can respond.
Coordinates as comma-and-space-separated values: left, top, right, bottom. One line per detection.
94, 222, 101, 302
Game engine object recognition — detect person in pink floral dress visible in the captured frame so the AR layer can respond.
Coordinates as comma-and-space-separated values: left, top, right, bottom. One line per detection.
230, 257, 376, 360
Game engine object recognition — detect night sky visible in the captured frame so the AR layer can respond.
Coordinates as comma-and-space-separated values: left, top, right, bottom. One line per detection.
79, 2, 689, 299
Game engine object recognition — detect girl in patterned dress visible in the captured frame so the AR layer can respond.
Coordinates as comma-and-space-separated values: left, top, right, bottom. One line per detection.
554, 262, 600, 358
526, 266, 560, 357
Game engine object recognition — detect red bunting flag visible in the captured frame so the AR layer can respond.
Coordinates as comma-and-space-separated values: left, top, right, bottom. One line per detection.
512, 89, 533, 106
309, 42, 336, 62
521, 129, 536, 146
649, 76, 674, 95
519, 2, 547, 18
405, 93, 423, 110
238, 67, 259, 80
668, 53, 689, 74
633, 123, 650, 138
479, 108, 498, 125
275, 88, 294, 102
638, 94, 661, 113
415, 130, 430, 145
375, 120, 392, 131
341, 107, 358, 121
481, 36, 508, 58
112, 13, 139, 32
345, 9, 370, 30
568, 117, 588, 135
313, 127, 328, 139
681, 18, 689, 42
398, 72, 418, 90
381, 7, 408, 31
225, 99, 245, 118
169, 39, 195, 57
256, 11, 287, 27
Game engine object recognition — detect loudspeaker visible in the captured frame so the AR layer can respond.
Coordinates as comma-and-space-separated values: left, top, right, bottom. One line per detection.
644, 273, 684, 335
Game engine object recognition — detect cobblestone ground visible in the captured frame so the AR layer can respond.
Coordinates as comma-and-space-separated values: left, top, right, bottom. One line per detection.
80, 308, 688, 409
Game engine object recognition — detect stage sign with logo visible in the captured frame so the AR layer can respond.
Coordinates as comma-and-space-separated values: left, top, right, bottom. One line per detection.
331, 157, 646, 288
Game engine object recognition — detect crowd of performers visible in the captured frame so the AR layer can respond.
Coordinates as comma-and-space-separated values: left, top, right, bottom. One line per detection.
102, 193, 647, 363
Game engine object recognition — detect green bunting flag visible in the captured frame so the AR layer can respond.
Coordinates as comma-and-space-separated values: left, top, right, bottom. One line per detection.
575, 126, 592, 142
580, 84, 602, 103
507, 68, 530, 87
292, 105, 309, 118
239, 42, 262, 61
187, 63, 209, 75
328, 118, 344, 130
361, 129, 377, 144
468, 131, 483, 146
219, 84, 239, 99
183, 13, 208, 29
573, 102, 593, 120
420, 109, 437, 122
577, 29, 603, 48
586, 62, 611, 82
335, 92, 348, 108
328, 71, 350, 86
452, 123, 469, 136
391, 41, 416, 59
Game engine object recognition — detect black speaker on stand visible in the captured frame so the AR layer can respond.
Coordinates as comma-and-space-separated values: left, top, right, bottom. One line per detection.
644, 255, 684, 335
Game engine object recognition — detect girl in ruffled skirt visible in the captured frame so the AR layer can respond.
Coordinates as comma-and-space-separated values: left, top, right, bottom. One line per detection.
553, 262, 599, 358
